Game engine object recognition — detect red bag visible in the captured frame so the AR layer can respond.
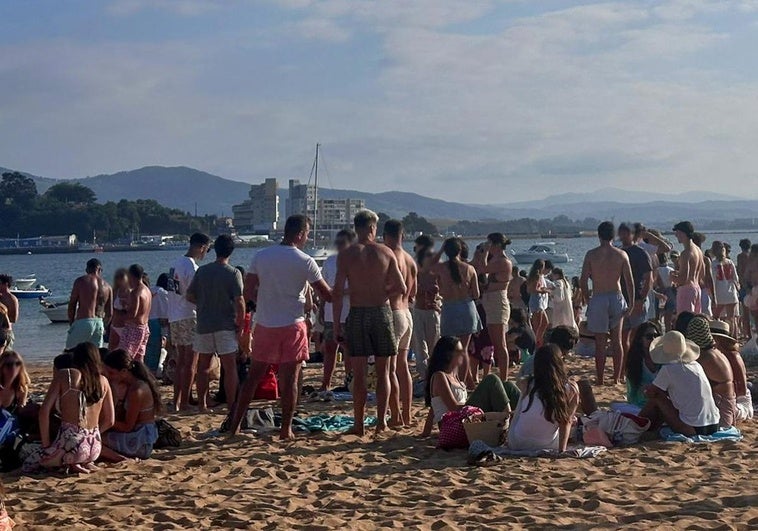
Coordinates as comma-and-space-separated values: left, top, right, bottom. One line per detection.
254, 365, 279, 400
437, 406, 483, 449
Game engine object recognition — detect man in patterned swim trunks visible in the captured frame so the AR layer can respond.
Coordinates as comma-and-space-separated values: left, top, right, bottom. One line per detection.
333, 210, 407, 435
120, 264, 152, 362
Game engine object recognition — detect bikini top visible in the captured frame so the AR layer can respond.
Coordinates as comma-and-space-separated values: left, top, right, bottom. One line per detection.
56, 369, 87, 422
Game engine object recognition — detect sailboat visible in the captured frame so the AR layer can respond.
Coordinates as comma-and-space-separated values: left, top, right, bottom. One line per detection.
305, 143, 336, 266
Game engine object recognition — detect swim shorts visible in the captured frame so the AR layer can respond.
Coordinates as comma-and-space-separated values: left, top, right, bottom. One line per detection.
586, 292, 627, 334
194, 330, 238, 356
121, 323, 150, 362
481, 290, 511, 326
252, 322, 309, 364
65, 318, 105, 349
345, 306, 397, 358
392, 309, 413, 351
170, 318, 196, 347
676, 282, 702, 315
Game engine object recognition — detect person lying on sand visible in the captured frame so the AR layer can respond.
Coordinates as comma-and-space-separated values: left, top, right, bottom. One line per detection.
421, 336, 517, 437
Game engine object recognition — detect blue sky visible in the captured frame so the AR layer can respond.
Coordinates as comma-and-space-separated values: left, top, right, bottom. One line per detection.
1, 0, 757, 202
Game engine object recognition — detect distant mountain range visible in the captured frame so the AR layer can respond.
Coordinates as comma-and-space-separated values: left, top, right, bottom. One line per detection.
2, 165, 757, 227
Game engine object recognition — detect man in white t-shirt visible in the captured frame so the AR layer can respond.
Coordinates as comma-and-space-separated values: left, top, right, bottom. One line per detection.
167, 232, 211, 412
228, 215, 332, 439
320, 229, 356, 392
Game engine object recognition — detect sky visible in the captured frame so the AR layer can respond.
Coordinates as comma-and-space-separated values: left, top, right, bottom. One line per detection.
1, 0, 758, 203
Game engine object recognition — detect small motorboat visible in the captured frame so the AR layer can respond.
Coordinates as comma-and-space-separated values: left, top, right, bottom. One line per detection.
511, 242, 570, 265
12, 275, 36, 290
40, 297, 69, 323
307, 247, 335, 267
11, 285, 52, 299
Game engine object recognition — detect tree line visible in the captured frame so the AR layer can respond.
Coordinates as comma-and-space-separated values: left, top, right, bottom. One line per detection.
0, 172, 214, 242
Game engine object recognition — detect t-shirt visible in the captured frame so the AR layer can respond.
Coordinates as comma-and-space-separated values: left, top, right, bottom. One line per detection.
658, 266, 674, 290
652, 362, 720, 427
187, 262, 243, 334
149, 286, 169, 320
623, 244, 653, 300
167, 256, 199, 322
250, 245, 323, 328
321, 254, 349, 324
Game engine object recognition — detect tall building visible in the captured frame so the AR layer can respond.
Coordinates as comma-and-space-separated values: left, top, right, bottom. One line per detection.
232, 178, 279, 234
285, 179, 366, 239
286, 179, 316, 219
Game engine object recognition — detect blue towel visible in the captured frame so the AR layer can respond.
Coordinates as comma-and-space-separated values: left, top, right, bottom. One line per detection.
292, 415, 378, 433
659, 426, 743, 443
331, 392, 376, 403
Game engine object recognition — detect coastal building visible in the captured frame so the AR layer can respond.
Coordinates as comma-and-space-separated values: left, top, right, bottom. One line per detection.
286, 179, 366, 237
286, 179, 316, 220
0, 234, 77, 249
232, 178, 279, 234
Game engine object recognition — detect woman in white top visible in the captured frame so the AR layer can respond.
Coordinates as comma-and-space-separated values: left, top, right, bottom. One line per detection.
508, 344, 579, 452
548, 268, 576, 331
421, 336, 515, 437
710, 241, 740, 340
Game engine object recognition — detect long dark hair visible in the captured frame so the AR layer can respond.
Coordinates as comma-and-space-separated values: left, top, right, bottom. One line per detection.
425, 336, 461, 407
103, 349, 162, 414
527, 259, 545, 285
625, 321, 661, 389
442, 238, 463, 285
71, 342, 105, 405
524, 344, 572, 424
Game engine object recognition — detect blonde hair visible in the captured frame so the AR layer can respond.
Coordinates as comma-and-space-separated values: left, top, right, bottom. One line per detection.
353, 209, 379, 229
0, 350, 30, 407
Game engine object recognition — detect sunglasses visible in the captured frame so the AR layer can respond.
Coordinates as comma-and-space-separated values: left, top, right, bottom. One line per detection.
3, 361, 21, 368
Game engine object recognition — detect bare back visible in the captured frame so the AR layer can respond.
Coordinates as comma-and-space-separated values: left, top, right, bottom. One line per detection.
54, 369, 109, 429
678, 243, 704, 285
389, 247, 417, 310
582, 245, 631, 295
71, 274, 108, 320
434, 260, 479, 302
339, 241, 406, 307
128, 283, 152, 325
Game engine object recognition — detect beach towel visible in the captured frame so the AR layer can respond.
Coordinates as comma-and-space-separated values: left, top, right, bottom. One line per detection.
468, 439, 607, 463
659, 426, 742, 443
331, 392, 376, 403
292, 415, 378, 433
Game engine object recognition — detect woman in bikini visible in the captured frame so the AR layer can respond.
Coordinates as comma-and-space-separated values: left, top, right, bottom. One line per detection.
0, 350, 30, 414
101, 349, 161, 461
421, 336, 515, 437
23, 342, 114, 474
527, 260, 552, 346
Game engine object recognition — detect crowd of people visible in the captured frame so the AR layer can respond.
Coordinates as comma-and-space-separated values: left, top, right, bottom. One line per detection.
0, 211, 756, 474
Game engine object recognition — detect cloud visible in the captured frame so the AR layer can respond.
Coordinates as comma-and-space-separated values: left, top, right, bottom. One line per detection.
107, 0, 226, 16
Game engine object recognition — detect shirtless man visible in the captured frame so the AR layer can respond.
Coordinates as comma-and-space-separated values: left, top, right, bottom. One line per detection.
119, 264, 152, 362
670, 222, 705, 316
474, 233, 513, 380
383, 219, 417, 426
334, 210, 406, 436
66, 259, 113, 349
693, 232, 716, 317
580, 222, 634, 385
0, 275, 18, 349
744, 238, 751, 337
744, 244, 758, 333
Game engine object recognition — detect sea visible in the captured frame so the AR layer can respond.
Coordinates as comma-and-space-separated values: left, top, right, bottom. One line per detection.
3, 231, 757, 363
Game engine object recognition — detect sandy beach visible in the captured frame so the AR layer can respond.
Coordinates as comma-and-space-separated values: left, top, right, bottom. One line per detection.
3, 357, 757, 530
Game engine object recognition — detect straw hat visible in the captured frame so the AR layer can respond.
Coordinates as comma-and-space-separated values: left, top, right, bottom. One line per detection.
709, 319, 734, 341
685, 316, 716, 350
650, 331, 700, 364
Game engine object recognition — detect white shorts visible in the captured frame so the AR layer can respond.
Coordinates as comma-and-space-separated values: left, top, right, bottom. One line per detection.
194, 330, 238, 356
393, 309, 413, 351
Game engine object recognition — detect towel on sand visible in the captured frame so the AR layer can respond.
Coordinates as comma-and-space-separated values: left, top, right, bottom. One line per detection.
659, 426, 742, 443
293, 415, 378, 433
468, 439, 607, 463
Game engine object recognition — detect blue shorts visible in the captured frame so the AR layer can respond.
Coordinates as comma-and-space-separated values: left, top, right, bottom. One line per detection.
441, 300, 482, 337
586, 292, 627, 334
624, 296, 650, 330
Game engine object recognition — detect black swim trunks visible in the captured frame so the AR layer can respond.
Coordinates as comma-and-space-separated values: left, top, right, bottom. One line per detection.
345, 306, 397, 357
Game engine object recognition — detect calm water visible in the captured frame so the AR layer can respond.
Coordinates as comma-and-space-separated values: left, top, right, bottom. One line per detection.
3, 232, 756, 363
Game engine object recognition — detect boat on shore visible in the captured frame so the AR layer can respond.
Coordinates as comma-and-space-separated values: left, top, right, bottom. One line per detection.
511, 242, 570, 264
12, 275, 37, 290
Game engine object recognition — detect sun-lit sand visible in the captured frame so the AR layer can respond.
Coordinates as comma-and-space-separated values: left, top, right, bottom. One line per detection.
3, 357, 757, 530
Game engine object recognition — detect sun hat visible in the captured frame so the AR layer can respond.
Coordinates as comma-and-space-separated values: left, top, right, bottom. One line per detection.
672, 221, 694, 238
709, 319, 735, 341
685, 316, 716, 350
650, 331, 700, 364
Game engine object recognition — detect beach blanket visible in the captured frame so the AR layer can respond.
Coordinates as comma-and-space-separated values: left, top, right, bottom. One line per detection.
659, 426, 742, 443
331, 392, 376, 403
292, 415, 377, 433
468, 439, 607, 463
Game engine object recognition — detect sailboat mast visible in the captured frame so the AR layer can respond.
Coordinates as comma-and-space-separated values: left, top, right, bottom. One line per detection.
313, 143, 319, 246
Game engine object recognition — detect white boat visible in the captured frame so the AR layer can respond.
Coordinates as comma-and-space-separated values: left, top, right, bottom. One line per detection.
40, 297, 70, 323
511, 242, 570, 265
12, 275, 36, 290
307, 247, 335, 267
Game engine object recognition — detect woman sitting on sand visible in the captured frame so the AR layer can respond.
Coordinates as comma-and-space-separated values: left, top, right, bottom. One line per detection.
710, 320, 753, 422
624, 321, 661, 409
0, 350, 30, 414
421, 336, 517, 437
685, 316, 737, 428
639, 331, 720, 436
100, 350, 160, 461
23, 342, 114, 474
508, 344, 579, 452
